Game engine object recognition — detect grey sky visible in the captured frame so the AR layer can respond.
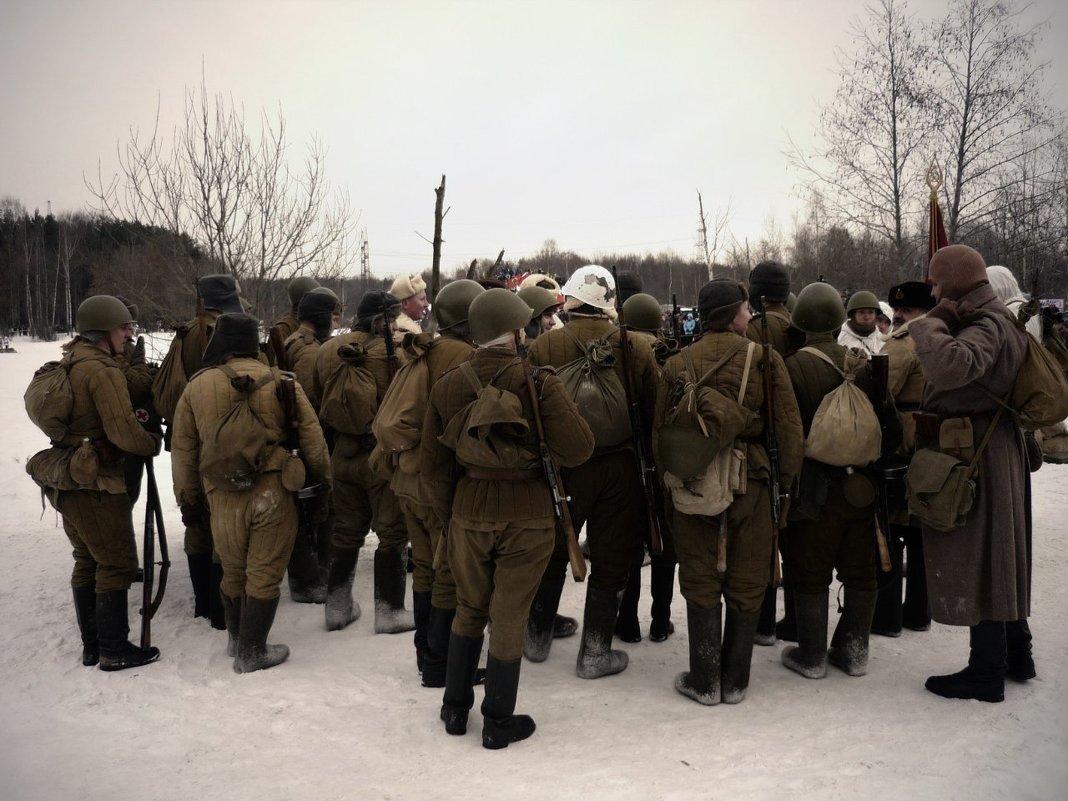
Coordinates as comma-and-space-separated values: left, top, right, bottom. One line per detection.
2, 0, 1065, 278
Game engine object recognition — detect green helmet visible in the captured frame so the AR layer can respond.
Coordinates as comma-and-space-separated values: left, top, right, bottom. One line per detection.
433, 279, 485, 329
517, 286, 560, 319
786, 291, 797, 314
846, 290, 880, 315
622, 293, 663, 333
469, 288, 533, 344
287, 275, 321, 306
76, 295, 135, 337
793, 282, 847, 334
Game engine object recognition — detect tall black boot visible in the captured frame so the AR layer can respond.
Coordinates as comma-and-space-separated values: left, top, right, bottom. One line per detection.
1005, 619, 1036, 682
781, 590, 828, 679
222, 593, 242, 657
674, 603, 721, 705
721, 606, 760, 703
925, 620, 1005, 702
233, 595, 289, 674
413, 590, 432, 673
422, 606, 455, 687
828, 588, 877, 676
187, 553, 212, 619
96, 590, 160, 672
440, 632, 484, 735
72, 585, 99, 667
481, 656, 536, 749
755, 583, 777, 646
902, 528, 931, 631
524, 574, 565, 662
325, 546, 361, 631
208, 561, 226, 631
614, 564, 642, 643
576, 585, 629, 679
776, 585, 798, 642
374, 547, 415, 634
287, 533, 326, 604
871, 572, 903, 637
649, 555, 676, 643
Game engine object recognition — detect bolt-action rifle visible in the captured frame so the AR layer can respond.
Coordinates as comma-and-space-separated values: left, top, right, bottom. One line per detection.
759, 297, 786, 530
279, 374, 324, 545
268, 325, 289, 371
140, 458, 170, 649
383, 319, 400, 382
612, 266, 664, 556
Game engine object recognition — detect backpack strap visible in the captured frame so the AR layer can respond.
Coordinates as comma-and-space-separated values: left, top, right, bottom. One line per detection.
737, 342, 756, 403
217, 364, 276, 395
799, 346, 846, 378
459, 362, 484, 394
683, 340, 749, 387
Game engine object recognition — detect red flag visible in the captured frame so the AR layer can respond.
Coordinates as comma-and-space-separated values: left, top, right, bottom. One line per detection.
927, 189, 948, 277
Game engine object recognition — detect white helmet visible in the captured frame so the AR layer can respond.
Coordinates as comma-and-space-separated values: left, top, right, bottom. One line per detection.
561, 265, 617, 310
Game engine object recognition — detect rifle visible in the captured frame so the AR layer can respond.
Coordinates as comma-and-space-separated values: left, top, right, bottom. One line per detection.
383, 320, 400, 382
279, 374, 322, 546
868, 353, 894, 573
759, 297, 786, 530
139, 459, 170, 649
268, 324, 289, 371
516, 333, 586, 582
611, 266, 664, 556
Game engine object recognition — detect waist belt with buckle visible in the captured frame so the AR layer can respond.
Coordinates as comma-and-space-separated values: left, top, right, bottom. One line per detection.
463, 468, 541, 481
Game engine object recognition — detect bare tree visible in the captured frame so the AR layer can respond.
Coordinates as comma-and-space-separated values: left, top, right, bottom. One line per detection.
88, 79, 356, 315
695, 191, 734, 278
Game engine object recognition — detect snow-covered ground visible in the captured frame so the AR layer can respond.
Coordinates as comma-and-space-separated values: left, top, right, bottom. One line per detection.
1, 335, 1065, 801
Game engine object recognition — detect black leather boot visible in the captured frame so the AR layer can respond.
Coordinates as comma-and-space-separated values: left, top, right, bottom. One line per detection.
1006, 619, 1036, 682
781, 590, 828, 679
413, 590, 432, 673
440, 633, 484, 735
614, 564, 642, 643
72, 585, 98, 666
925, 620, 1005, 702
374, 547, 415, 634
233, 595, 289, 674
97, 590, 160, 672
722, 606, 760, 703
649, 555, 676, 643
674, 603, 721, 705
208, 561, 226, 631
872, 530, 903, 637
422, 606, 455, 687
901, 528, 931, 631
222, 593, 242, 657
287, 533, 326, 604
576, 585, 629, 679
755, 582, 777, 646
481, 656, 536, 749
775, 585, 798, 642
187, 553, 212, 619
325, 546, 361, 631
524, 574, 565, 662
828, 588, 877, 676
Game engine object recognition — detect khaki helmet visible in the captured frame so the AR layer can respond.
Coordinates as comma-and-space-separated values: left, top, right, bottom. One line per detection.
518, 286, 560, 318
561, 265, 616, 310
76, 295, 135, 337
846, 290, 880, 315
622, 293, 663, 333
434, 279, 485, 329
287, 275, 321, 306
793, 282, 847, 334
469, 288, 533, 344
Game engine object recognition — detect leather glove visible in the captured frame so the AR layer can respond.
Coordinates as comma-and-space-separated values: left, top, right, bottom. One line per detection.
130, 335, 147, 366
180, 503, 204, 527
925, 298, 961, 327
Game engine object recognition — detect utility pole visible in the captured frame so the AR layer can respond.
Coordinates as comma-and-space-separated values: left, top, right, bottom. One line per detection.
696, 191, 711, 273
431, 175, 447, 304
359, 227, 370, 290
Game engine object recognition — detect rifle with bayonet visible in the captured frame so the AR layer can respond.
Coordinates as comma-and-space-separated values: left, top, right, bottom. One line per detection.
517, 333, 586, 582
612, 266, 664, 556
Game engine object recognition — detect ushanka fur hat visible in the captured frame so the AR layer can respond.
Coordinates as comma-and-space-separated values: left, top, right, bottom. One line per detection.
389, 273, 427, 301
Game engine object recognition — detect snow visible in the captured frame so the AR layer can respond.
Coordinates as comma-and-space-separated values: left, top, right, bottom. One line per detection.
1, 335, 1065, 801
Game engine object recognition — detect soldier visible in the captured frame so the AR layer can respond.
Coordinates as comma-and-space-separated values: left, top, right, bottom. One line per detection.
780, 282, 899, 682
280, 287, 341, 603
421, 288, 594, 748
271, 275, 321, 343
615, 291, 677, 644
744, 261, 797, 646
912, 244, 1031, 702
316, 291, 414, 634
526, 265, 658, 679
871, 281, 936, 637
390, 273, 430, 340
171, 313, 331, 672
157, 274, 246, 629
517, 286, 562, 341
838, 291, 884, 356
28, 296, 163, 671
112, 297, 156, 507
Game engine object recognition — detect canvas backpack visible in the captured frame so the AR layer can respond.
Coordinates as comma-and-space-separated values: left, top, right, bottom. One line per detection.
318, 341, 379, 435
555, 329, 631, 448
438, 361, 532, 470
25, 355, 75, 442
372, 333, 433, 466
153, 324, 192, 423
799, 347, 882, 468
199, 365, 277, 491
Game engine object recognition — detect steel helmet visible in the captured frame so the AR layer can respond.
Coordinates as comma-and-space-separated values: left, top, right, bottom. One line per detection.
517, 286, 560, 318
76, 295, 135, 338
846, 290, 880, 314
622, 293, 663, 333
561, 265, 616, 310
433, 279, 485, 329
469, 288, 533, 344
793, 282, 847, 334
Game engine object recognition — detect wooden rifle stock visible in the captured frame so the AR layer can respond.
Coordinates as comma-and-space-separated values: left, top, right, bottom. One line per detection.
759, 298, 785, 530
139, 460, 169, 648
268, 325, 289, 371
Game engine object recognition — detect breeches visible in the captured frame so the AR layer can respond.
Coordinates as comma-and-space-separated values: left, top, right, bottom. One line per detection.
55, 489, 139, 593
331, 446, 407, 551
400, 497, 457, 608
786, 483, 877, 594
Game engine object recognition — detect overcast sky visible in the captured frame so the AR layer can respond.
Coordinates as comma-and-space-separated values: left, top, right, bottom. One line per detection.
1, 0, 1065, 279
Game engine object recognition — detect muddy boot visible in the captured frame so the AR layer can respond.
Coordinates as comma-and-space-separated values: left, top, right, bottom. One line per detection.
781, 590, 828, 679
576, 585, 629, 679
481, 656, 536, 749
755, 582, 777, 646
222, 593, 242, 657
233, 595, 289, 674
721, 606, 760, 703
925, 620, 1005, 703
287, 534, 326, 604
553, 614, 578, 638
648, 555, 676, 643
614, 564, 642, 643
828, 588, 877, 676
96, 590, 160, 672
440, 633, 484, 735
413, 590, 432, 674
325, 546, 361, 631
72, 585, 99, 667
1005, 619, 1036, 682
374, 548, 415, 634
524, 574, 565, 662
674, 603, 721, 705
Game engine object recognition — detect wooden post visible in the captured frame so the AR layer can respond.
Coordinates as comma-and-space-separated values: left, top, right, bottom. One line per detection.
431, 175, 446, 303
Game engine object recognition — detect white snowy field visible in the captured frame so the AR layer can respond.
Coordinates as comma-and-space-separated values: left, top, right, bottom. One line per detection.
1, 334, 1065, 801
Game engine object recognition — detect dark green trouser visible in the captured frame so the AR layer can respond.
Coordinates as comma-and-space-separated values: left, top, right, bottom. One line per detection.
448, 520, 554, 661
54, 490, 139, 593
786, 482, 877, 595
330, 444, 408, 551
401, 497, 457, 610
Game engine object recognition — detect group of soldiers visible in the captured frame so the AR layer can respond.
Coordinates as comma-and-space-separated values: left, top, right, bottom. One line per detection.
29, 241, 1046, 749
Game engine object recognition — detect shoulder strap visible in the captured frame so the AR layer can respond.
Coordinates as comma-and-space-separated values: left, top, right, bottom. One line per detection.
459, 361, 484, 395
217, 364, 275, 394
737, 342, 756, 403
685, 340, 749, 387
799, 346, 846, 378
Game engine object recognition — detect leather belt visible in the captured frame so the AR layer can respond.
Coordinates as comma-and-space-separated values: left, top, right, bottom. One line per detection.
463, 468, 541, 481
